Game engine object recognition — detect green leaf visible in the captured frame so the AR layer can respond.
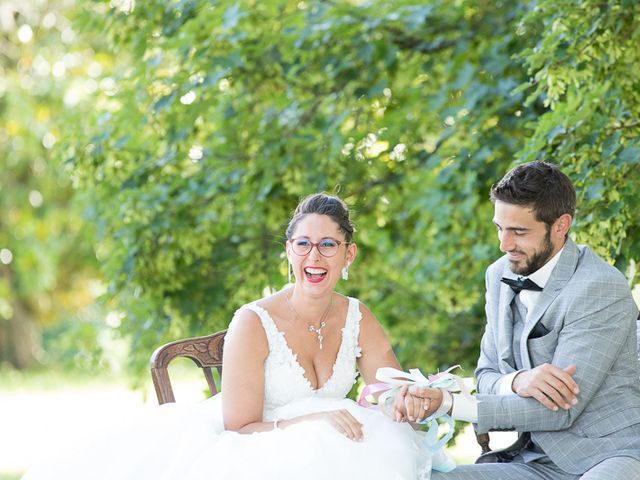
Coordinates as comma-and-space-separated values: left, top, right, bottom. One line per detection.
602, 131, 621, 159
618, 144, 640, 165
153, 92, 176, 114
223, 3, 244, 31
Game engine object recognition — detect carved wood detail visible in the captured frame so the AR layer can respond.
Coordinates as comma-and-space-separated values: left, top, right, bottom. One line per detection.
150, 330, 227, 404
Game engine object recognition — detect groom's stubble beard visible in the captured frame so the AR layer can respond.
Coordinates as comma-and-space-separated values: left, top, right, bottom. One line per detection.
509, 226, 554, 277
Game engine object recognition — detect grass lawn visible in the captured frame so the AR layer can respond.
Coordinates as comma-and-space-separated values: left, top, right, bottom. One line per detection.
0, 361, 206, 478
0, 473, 23, 480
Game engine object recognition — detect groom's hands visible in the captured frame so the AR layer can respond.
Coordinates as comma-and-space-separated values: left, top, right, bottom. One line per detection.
391, 385, 442, 423
511, 363, 579, 411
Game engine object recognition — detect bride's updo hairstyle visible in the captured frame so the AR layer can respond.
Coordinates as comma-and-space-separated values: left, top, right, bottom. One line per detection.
285, 193, 355, 242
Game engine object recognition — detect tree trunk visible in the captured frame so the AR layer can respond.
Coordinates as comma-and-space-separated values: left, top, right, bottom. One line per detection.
0, 268, 42, 369
0, 301, 42, 369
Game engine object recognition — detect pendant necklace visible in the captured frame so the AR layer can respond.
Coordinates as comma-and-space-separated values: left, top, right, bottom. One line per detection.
286, 293, 333, 350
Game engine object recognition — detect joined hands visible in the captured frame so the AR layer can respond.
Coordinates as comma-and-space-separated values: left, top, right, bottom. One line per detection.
391, 385, 444, 423
389, 363, 579, 423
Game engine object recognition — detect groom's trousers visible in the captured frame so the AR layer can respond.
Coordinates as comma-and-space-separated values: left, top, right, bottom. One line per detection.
431, 456, 640, 480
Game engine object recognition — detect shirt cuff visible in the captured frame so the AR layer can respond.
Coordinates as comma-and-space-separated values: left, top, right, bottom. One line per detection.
451, 393, 478, 423
498, 372, 520, 395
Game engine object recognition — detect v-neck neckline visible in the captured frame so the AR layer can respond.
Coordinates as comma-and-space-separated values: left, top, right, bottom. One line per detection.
252, 300, 351, 392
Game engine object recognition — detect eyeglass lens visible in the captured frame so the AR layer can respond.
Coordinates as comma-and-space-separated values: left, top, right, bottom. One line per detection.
292, 238, 340, 257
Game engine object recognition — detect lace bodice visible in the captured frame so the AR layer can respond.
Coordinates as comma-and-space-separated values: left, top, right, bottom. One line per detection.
236, 296, 362, 420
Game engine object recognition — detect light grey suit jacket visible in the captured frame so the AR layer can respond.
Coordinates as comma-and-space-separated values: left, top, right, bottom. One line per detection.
475, 237, 640, 474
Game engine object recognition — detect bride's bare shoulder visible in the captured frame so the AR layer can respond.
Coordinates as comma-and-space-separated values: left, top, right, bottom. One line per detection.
227, 305, 264, 339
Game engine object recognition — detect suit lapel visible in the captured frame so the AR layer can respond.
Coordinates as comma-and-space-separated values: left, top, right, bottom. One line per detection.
498, 266, 518, 372
520, 238, 580, 368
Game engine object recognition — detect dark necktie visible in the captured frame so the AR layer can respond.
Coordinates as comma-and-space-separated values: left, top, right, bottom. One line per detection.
501, 277, 543, 294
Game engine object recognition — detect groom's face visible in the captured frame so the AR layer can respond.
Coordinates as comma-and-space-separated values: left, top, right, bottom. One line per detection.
493, 200, 562, 276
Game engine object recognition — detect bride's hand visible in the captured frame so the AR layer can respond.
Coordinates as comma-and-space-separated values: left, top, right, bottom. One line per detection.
407, 386, 443, 420
391, 385, 409, 422
391, 385, 441, 423
307, 410, 364, 442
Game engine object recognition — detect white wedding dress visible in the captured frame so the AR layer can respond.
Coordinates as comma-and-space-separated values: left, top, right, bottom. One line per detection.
23, 297, 433, 480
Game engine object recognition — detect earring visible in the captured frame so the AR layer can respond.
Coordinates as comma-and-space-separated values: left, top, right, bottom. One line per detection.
288, 260, 293, 284
341, 265, 349, 281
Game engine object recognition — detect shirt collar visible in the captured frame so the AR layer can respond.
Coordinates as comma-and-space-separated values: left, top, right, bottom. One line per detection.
525, 244, 565, 288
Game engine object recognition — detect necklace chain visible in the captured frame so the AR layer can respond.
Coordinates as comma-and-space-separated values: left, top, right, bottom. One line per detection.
286, 293, 333, 350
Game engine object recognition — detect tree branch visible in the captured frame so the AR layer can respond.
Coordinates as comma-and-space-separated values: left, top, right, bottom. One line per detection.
384, 26, 472, 54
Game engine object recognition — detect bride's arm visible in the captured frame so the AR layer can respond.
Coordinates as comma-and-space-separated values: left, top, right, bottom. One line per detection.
356, 302, 402, 386
221, 308, 272, 433
358, 303, 421, 422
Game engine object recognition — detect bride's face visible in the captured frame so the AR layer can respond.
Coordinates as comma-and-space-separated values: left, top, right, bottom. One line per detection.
286, 213, 356, 296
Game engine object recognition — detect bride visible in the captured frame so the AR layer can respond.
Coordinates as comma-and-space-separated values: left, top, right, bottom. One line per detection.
23, 193, 433, 480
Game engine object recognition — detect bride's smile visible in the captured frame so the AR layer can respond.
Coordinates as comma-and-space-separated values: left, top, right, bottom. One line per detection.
304, 266, 327, 283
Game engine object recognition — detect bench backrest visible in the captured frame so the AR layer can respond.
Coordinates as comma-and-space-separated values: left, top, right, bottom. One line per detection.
150, 330, 227, 404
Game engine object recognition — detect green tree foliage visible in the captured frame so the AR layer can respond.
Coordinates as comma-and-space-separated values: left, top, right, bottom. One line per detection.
515, 1, 640, 271
0, 1, 103, 368
61, 0, 638, 376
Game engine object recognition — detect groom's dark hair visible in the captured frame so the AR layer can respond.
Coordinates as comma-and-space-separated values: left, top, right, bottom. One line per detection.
490, 161, 576, 227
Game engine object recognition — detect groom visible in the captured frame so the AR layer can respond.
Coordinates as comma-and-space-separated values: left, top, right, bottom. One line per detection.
403, 162, 640, 479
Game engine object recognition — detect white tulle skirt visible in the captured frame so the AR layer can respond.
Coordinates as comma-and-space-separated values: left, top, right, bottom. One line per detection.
22, 395, 435, 480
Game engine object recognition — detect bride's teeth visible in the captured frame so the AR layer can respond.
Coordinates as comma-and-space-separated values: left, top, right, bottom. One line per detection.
305, 268, 326, 274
